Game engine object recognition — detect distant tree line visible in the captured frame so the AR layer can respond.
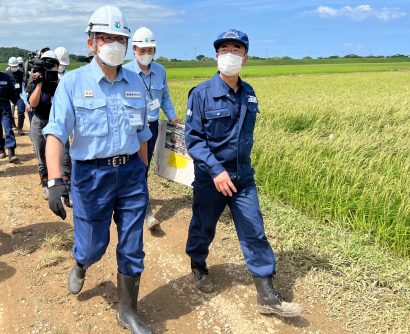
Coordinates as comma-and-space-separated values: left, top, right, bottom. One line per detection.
157, 54, 410, 62
0, 46, 86, 63
1, 46, 409, 64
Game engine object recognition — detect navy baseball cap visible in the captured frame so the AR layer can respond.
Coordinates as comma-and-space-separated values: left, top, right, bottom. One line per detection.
213, 29, 249, 52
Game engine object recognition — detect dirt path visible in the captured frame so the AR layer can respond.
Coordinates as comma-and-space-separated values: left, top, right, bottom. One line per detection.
0, 124, 349, 334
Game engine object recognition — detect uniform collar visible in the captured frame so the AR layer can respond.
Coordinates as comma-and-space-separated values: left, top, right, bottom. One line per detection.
90, 57, 129, 83
134, 59, 156, 75
210, 72, 244, 98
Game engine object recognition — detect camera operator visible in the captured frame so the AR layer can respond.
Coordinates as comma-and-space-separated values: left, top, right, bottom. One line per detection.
6, 57, 26, 135
27, 50, 71, 200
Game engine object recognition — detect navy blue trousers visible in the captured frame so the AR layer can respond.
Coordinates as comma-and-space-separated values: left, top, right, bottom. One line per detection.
145, 120, 159, 178
0, 101, 16, 149
71, 156, 148, 276
186, 171, 276, 277
16, 98, 25, 122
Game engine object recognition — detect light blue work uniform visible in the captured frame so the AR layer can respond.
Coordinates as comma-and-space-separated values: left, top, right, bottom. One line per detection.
124, 60, 176, 174
43, 58, 152, 276
185, 72, 275, 277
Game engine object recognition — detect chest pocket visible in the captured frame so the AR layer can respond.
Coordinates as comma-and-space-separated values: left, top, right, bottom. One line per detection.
122, 99, 145, 135
204, 108, 231, 138
73, 98, 108, 137
150, 82, 164, 92
244, 103, 259, 133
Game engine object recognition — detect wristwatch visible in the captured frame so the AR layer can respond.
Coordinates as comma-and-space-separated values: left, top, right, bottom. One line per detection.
47, 178, 65, 188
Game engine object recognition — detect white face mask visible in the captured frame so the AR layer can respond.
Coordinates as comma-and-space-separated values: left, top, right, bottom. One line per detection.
98, 41, 126, 67
58, 65, 66, 74
136, 54, 154, 66
217, 53, 244, 76
11, 67, 19, 72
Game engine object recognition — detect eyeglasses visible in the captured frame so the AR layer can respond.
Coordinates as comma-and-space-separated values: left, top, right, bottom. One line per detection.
94, 34, 129, 44
217, 46, 245, 56
135, 47, 155, 55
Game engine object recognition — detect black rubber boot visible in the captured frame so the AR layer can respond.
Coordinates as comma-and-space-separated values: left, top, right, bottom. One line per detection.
116, 272, 152, 334
0, 147, 6, 159
253, 276, 303, 317
7, 148, 18, 163
191, 259, 214, 293
67, 262, 86, 294
17, 118, 25, 135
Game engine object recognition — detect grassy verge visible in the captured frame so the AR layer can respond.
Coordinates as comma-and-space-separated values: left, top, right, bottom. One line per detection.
258, 193, 410, 334
154, 176, 410, 334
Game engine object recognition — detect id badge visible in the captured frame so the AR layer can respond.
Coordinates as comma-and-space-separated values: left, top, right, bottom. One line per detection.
147, 98, 160, 111
129, 110, 143, 127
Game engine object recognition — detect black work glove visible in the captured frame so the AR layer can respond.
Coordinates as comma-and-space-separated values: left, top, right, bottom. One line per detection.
47, 178, 70, 220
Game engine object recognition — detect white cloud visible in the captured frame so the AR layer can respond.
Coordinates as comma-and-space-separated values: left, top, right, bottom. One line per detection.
0, 1, 185, 55
0, 1, 185, 28
312, 4, 406, 22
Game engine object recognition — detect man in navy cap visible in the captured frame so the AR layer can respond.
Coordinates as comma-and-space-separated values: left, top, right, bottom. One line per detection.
184, 29, 303, 318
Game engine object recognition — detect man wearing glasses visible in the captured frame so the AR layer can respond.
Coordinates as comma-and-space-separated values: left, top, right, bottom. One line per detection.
43, 5, 152, 334
185, 29, 303, 318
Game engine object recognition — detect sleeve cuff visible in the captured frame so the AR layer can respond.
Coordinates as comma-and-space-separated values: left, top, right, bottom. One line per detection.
165, 110, 177, 121
137, 126, 152, 143
210, 164, 226, 179
42, 122, 69, 144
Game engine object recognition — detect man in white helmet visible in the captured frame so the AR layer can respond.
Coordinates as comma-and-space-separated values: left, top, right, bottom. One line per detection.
17, 56, 25, 75
54, 47, 70, 79
6, 56, 26, 134
124, 27, 178, 231
43, 6, 152, 334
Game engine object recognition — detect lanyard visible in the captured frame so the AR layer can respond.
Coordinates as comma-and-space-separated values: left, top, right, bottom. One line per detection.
139, 72, 153, 100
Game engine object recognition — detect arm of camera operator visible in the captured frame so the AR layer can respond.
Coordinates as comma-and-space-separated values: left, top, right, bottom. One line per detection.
28, 73, 42, 108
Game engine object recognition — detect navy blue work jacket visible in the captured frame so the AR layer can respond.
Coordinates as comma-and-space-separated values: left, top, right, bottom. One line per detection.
185, 72, 259, 181
0, 72, 18, 104
6, 68, 24, 94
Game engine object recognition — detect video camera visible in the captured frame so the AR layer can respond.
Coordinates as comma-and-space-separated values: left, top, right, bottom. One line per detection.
25, 47, 59, 84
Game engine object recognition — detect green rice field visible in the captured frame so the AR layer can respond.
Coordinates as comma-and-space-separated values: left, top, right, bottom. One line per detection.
165, 62, 410, 78
2, 60, 408, 255
168, 68, 410, 257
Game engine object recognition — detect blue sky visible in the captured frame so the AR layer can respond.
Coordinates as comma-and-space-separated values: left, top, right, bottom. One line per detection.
0, 1, 408, 60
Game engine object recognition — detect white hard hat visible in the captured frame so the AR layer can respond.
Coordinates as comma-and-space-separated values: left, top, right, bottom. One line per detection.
41, 50, 58, 60
17, 56, 24, 64
54, 47, 70, 66
132, 27, 156, 48
85, 5, 130, 37
8, 56, 19, 67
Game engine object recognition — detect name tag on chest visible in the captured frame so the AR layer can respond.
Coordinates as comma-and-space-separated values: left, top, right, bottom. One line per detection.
129, 111, 143, 126
126, 91, 142, 99
147, 98, 160, 111
84, 90, 93, 98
